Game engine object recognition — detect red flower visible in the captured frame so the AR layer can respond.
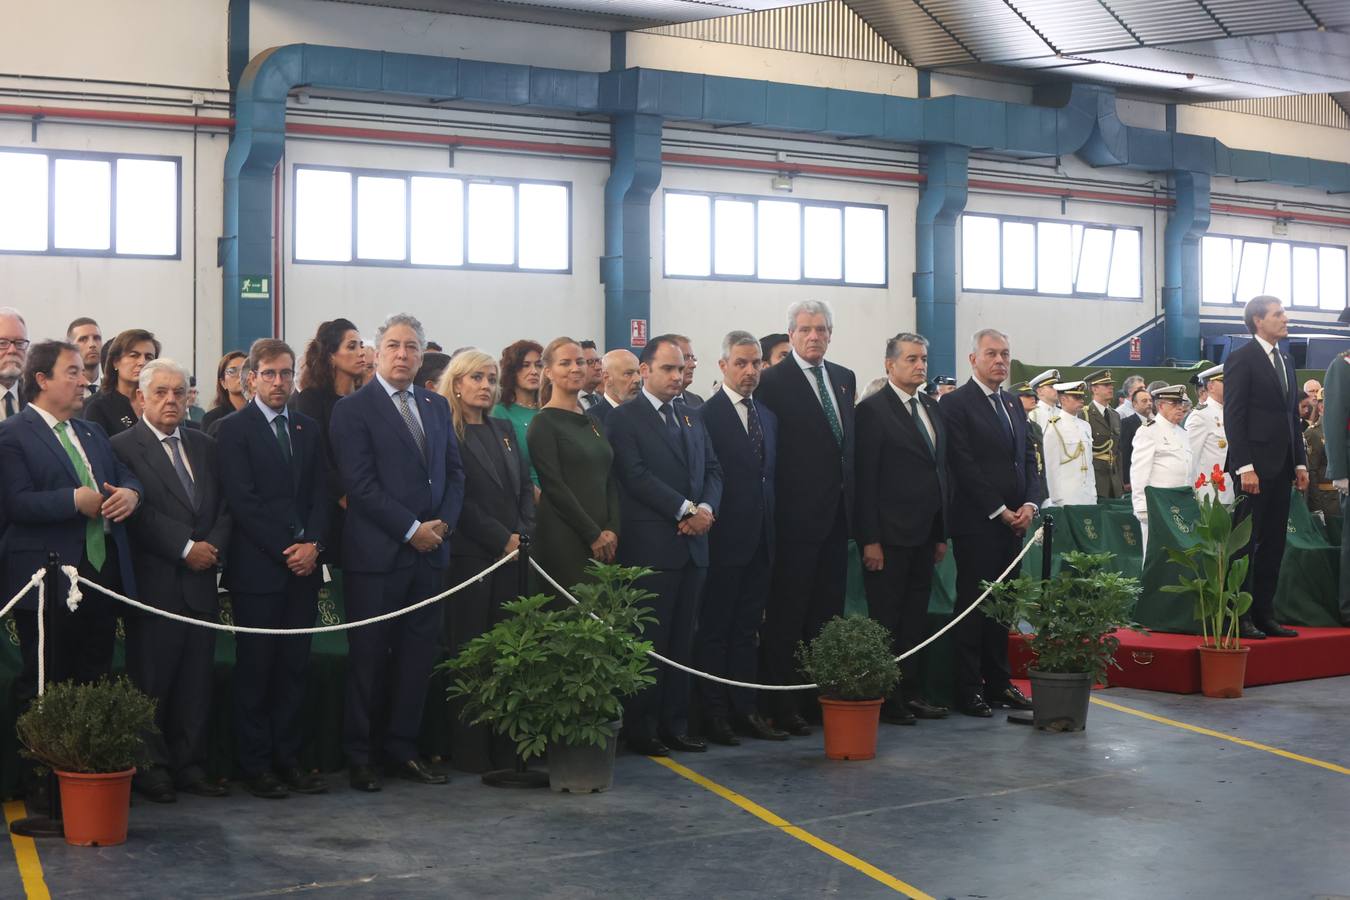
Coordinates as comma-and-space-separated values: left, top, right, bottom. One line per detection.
1195, 474, 1207, 489
1213, 473, 1227, 492
1211, 464, 1223, 479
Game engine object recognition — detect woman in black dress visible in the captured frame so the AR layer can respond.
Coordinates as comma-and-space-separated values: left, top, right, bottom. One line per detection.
438, 349, 535, 772
84, 328, 160, 437
200, 350, 247, 433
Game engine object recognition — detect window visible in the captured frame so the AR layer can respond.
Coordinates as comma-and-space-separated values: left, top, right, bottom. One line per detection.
960, 214, 1142, 299
292, 165, 571, 272
1201, 234, 1348, 311
0, 149, 179, 258
663, 190, 887, 287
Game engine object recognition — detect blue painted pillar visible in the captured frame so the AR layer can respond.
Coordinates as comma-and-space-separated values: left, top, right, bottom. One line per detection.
914, 144, 969, 379
602, 112, 662, 353
1162, 170, 1210, 363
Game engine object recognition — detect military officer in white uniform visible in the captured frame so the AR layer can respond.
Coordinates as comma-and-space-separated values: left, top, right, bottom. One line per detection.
1186, 364, 1233, 504
1028, 369, 1060, 433
1043, 380, 1096, 508
1131, 384, 1195, 551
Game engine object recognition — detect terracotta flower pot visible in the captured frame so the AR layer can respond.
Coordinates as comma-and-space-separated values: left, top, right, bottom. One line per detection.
819, 697, 883, 760
56, 768, 134, 846
1198, 644, 1249, 698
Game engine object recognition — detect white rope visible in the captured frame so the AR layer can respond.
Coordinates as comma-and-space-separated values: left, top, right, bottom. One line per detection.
531, 526, 1045, 692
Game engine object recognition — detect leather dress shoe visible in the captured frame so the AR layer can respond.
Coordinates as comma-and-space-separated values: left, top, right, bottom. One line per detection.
704, 716, 741, 746
880, 704, 917, 726
957, 695, 993, 718
349, 764, 383, 793
906, 698, 949, 719
775, 713, 813, 736
626, 736, 670, 756
135, 768, 178, 804
986, 685, 1034, 711
392, 759, 448, 785
1257, 621, 1299, 638
734, 713, 789, 741
660, 733, 707, 752
246, 771, 289, 799
279, 767, 328, 794
1239, 619, 1267, 641
175, 766, 228, 797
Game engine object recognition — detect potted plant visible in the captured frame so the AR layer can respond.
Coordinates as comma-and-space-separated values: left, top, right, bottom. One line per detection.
1160, 465, 1254, 698
796, 616, 900, 760
16, 676, 157, 846
442, 563, 656, 793
984, 552, 1143, 731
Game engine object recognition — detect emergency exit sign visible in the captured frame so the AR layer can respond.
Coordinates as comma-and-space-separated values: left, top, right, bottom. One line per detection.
241, 277, 270, 299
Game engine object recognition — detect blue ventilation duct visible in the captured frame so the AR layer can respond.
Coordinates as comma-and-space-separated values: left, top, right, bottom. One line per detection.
1162, 171, 1210, 363
603, 114, 663, 354
915, 144, 970, 380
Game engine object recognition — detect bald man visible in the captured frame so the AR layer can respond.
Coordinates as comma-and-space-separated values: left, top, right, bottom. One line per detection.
589, 349, 642, 425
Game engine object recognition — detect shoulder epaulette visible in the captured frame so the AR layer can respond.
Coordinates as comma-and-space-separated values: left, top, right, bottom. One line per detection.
1194, 402, 1208, 411
1143, 419, 1156, 427
1048, 416, 1060, 425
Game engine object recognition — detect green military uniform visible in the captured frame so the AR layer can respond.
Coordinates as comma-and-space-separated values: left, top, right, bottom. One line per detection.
1304, 418, 1339, 520
1323, 355, 1350, 624
1083, 369, 1124, 499
1011, 381, 1046, 499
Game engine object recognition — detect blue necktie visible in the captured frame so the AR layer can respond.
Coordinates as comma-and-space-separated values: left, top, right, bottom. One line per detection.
743, 398, 764, 463
991, 392, 1014, 445
660, 402, 681, 446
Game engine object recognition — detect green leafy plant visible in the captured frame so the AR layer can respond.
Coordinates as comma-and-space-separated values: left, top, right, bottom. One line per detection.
16, 677, 157, 774
441, 562, 657, 761
984, 552, 1144, 684
795, 615, 900, 701
1160, 468, 1252, 649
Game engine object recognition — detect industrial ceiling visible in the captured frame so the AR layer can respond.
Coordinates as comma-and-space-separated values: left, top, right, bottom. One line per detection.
323, 0, 816, 32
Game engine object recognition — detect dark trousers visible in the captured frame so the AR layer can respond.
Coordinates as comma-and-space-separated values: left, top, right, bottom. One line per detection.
125, 608, 216, 778
1340, 492, 1350, 626
694, 543, 771, 720
862, 541, 936, 705
444, 556, 518, 773
760, 506, 848, 718
232, 576, 320, 777
1235, 463, 1294, 625
344, 560, 443, 766
952, 522, 1021, 699
625, 563, 705, 740
15, 554, 120, 711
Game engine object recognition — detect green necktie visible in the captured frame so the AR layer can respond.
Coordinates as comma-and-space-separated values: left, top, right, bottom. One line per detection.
910, 397, 936, 457
810, 366, 844, 447
54, 421, 106, 572
273, 415, 293, 464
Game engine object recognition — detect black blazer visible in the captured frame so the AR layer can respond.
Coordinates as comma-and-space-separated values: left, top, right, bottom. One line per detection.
754, 355, 856, 542
942, 378, 1045, 536
456, 416, 535, 560
1120, 414, 1143, 488
1224, 338, 1306, 479
587, 395, 615, 425
216, 400, 331, 594
292, 386, 348, 567
607, 395, 724, 570
854, 385, 948, 548
679, 390, 705, 409
702, 389, 777, 568
83, 390, 138, 438
112, 421, 231, 614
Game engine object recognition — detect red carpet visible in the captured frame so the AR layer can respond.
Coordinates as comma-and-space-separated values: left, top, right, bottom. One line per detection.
1011, 627, 1350, 694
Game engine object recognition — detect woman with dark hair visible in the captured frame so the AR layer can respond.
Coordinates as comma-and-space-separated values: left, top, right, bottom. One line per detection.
292, 318, 364, 569
84, 328, 161, 436
491, 339, 544, 488
201, 351, 247, 432
527, 337, 619, 591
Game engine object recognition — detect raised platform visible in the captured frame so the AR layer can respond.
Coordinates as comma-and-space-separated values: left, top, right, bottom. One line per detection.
1011, 627, 1350, 695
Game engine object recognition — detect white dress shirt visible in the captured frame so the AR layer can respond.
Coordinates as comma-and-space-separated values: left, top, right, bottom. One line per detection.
145, 419, 197, 559
0, 382, 20, 421
888, 381, 936, 450
792, 349, 841, 423
721, 382, 751, 432
642, 386, 710, 521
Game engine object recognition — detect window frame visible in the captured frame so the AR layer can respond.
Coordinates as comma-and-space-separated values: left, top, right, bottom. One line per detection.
290, 164, 572, 274
0, 146, 182, 260
1199, 231, 1349, 311
661, 188, 888, 288
959, 212, 1144, 302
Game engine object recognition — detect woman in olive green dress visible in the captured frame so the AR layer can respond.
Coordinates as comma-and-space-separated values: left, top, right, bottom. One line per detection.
527, 336, 620, 592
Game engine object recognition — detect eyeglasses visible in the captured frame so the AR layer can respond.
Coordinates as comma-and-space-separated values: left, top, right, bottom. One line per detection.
0, 339, 31, 352
224, 366, 241, 377
256, 369, 295, 383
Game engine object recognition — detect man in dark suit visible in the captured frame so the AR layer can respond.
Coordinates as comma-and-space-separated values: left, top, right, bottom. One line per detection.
0, 340, 141, 710
1224, 295, 1306, 639
694, 331, 787, 745
331, 313, 465, 791
578, 340, 604, 410
1120, 387, 1153, 491
0, 307, 27, 422
112, 359, 231, 803
942, 328, 1043, 717
673, 335, 705, 408
588, 349, 641, 426
754, 300, 856, 735
856, 332, 951, 726
607, 334, 723, 756
216, 338, 332, 800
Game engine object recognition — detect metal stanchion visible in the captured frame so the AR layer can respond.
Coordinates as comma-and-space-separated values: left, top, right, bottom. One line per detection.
10, 553, 67, 839
1041, 514, 1055, 582
481, 535, 549, 789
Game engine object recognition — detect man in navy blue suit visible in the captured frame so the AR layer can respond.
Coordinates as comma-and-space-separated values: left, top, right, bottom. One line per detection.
0, 339, 141, 709
331, 313, 464, 791
607, 334, 723, 756
694, 331, 786, 746
217, 338, 332, 800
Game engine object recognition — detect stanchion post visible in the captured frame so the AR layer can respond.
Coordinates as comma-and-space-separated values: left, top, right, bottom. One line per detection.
516, 534, 531, 598
1040, 515, 1054, 582
10, 553, 66, 838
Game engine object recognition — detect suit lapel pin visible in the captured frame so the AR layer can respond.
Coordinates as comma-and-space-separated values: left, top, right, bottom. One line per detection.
503, 435, 512, 451
683, 415, 691, 427
591, 421, 601, 438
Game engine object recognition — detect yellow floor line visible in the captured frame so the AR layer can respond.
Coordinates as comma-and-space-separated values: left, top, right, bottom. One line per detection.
1090, 696, 1350, 776
649, 755, 936, 900
3, 800, 52, 900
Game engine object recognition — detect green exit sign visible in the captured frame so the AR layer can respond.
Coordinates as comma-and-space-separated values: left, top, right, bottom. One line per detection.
240, 277, 270, 299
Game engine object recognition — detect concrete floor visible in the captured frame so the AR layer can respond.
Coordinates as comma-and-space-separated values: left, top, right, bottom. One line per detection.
5, 677, 1350, 900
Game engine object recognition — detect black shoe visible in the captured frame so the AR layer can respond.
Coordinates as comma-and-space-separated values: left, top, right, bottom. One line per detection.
392, 759, 448, 785
734, 713, 789, 741
775, 713, 813, 736
957, 695, 993, 718
174, 766, 228, 797
1257, 621, 1299, 638
880, 705, 917, 726
278, 767, 328, 794
135, 768, 178, 804
1239, 619, 1267, 641
660, 732, 707, 752
986, 685, 1034, 711
905, 698, 949, 720
626, 736, 670, 756
704, 716, 741, 746
349, 764, 382, 793
245, 771, 289, 799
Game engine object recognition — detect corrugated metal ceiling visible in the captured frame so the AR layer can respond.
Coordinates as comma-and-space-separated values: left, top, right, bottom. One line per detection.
322, 0, 816, 31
